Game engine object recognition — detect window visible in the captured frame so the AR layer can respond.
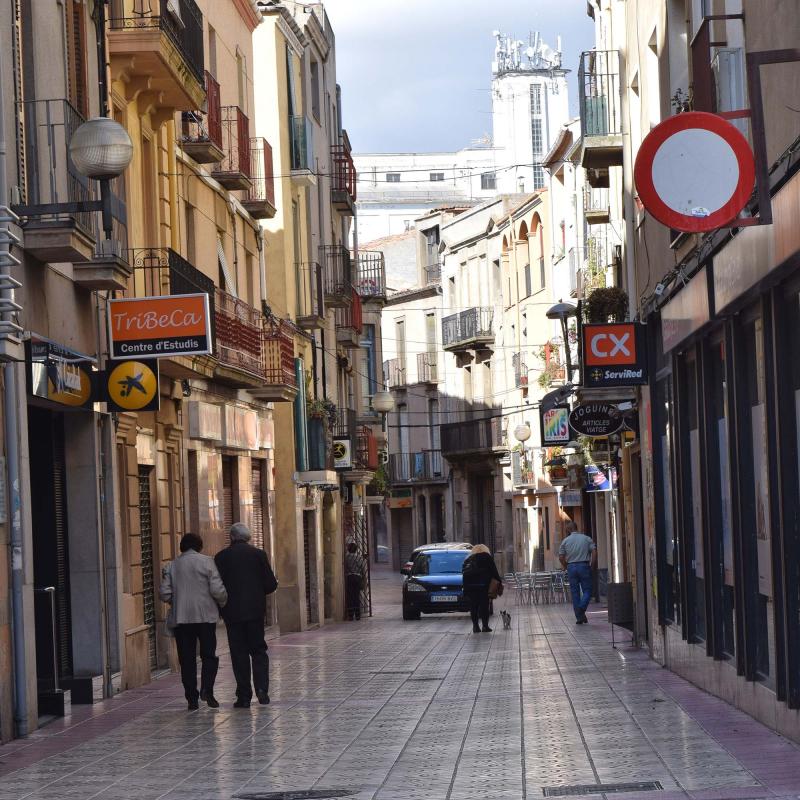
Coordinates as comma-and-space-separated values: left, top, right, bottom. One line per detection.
236, 50, 246, 112
429, 172, 444, 182
481, 172, 496, 190
533, 165, 545, 190
531, 118, 544, 156
386, 173, 401, 182
424, 227, 440, 266
208, 26, 218, 78
65, 0, 88, 117
530, 84, 542, 115
524, 264, 532, 298
310, 58, 320, 119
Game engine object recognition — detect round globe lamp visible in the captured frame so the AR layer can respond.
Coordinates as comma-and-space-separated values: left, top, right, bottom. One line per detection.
372, 390, 395, 414
69, 118, 133, 179
514, 423, 532, 443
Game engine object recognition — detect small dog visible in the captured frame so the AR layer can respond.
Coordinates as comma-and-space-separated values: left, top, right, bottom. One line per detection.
500, 609, 512, 630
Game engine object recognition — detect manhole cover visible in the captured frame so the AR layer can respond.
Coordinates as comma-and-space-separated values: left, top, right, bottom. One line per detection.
234, 791, 356, 800
542, 782, 663, 797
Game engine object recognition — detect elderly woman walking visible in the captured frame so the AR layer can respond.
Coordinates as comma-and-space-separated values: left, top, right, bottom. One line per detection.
461, 544, 502, 633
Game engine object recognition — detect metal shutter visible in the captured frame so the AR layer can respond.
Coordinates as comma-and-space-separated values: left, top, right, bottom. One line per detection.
137, 466, 157, 669
251, 460, 264, 550
51, 422, 72, 679
222, 456, 234, 543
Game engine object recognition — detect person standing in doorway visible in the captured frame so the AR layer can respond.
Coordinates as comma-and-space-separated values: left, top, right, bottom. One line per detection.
344, 541, 366, 620
461, 544, 502, 633
215, 523, 278, 707
558, 521, 597, 624
159, 533, 227, 711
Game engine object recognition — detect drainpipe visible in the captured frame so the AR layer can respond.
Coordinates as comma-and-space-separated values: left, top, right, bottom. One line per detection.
0, 48, 28, 737
257, 225, 267, 306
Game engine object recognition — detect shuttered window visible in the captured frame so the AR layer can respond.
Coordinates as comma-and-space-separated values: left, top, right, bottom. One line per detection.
65, 0, 88, 117
251, 460, 264, 551
222, 456, 235, 543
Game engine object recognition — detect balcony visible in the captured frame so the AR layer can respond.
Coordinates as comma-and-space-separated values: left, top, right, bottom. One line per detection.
578, 50, 623, 186
307, 416, 333, 472
212, 106, 251, 190
354, 426, 379, 472
384, 358, 407, 389
353, 250, 386, 302
584, 186, 610, 225
512, 352, 528, 388
335, 289, 363, 348
214, 287, 268, 390
180, 72, 223, 164
242, 138, 276, 219
320, 245, 352, 307
290, 115, 315, 186
297, 262, 325, 329
389, 450, 445, 484
441, 417, 506, 460
425, 261, 442, 285
253, 318, 298, 402
331, 141, 356, 215
417, 352, 439, 384
441, 307, 494, 352
108, 0, 205, 111
14, 100, 96, 263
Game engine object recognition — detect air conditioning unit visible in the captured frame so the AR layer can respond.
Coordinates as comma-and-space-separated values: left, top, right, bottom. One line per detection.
712, 47, 747, 137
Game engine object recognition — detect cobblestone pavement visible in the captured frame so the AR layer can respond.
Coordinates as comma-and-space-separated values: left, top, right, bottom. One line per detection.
2, 569, 800, 800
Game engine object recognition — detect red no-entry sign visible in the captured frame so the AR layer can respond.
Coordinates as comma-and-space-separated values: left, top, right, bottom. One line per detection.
634, 111, 755, 233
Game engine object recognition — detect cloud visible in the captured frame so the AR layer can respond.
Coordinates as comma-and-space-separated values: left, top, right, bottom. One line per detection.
319, 0, 595, 151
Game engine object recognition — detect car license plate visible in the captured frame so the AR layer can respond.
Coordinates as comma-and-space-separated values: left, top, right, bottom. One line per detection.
432, 594, 458, 602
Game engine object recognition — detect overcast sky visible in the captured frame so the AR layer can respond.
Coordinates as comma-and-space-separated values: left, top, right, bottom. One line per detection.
320, 0, 595, 154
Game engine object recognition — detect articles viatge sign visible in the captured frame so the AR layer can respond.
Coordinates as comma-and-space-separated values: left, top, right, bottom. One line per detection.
569, 402, 623, 438
108, 294, 211, 360
582, 322, 648, 388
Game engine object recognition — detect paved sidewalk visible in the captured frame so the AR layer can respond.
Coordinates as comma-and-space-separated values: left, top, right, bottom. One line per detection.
2, 569, 800, 800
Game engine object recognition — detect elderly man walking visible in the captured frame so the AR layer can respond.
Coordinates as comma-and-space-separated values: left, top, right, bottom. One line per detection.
558, 521, 597, 624
215, 523, 278, 707
159, 533, 227, 710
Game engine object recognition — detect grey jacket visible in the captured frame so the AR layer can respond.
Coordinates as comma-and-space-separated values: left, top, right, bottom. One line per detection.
159, 549, 227, 626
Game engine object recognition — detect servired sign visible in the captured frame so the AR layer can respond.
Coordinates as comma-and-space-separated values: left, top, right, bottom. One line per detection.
108, 294, 211, 360
582, 322, 648, 388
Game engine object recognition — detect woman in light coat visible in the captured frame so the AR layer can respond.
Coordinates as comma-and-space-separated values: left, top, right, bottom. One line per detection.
160, 533, 227, 710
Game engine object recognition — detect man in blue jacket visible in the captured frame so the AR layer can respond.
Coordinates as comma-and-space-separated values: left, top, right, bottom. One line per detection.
215, 523, 278, 707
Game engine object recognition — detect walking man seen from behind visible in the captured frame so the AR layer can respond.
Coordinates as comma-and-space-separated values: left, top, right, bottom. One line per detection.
215, 523, 278, 707
159, 533, 227, 710
558, 521, 597, 624
344, 541, 366, 621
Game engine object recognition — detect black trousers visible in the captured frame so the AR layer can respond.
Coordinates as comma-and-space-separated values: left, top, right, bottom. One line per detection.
465, 588, 490, 628
225, 619, 269, 701
345, 574, 362, 619
174, 623, 219, 701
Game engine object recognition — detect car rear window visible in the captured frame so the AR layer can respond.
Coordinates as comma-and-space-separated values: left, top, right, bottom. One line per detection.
413, 550, 468, 575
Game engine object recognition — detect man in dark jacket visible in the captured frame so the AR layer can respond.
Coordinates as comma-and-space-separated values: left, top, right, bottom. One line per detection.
214, 522, 278, 707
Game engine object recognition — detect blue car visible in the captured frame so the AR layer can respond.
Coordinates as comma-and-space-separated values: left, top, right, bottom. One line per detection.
402, 548, 472, 620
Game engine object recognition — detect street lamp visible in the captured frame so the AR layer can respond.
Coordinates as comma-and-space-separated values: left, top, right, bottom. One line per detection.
68, 118, 133, 239
372, 389, 395, 414
546, 300, 578, 380
513, 423, 532, 443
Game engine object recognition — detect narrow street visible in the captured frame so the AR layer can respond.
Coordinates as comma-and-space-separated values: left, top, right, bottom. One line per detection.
1, 570, 799, 800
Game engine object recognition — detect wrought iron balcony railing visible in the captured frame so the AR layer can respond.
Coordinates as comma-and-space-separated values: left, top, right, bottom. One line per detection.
180, 71, 223, 163
242, 137, 276, 218
109, 0, 205, 85
335, 289, 363, 345
331, 143, 357, 208
384, 358, 407, 389
441, 417, 505, 457
441, 307, 493, 350
354, 250, 386, 299
263, 318, 296, 388
214, 287, 265, 378
129, 246, 214, 299
417, 352, 438, 384
579, 50, 622, 138
389, 450, 445, 483
354, 426, 378, 471
320, 244, 352, 305
425, 261, 442, 285
333, 408, 358, 440
212, 106, 251, 189
296, 262, 325, 328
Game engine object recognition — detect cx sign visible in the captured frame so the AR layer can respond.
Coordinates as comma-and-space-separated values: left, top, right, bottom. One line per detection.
582, 323, 648, 388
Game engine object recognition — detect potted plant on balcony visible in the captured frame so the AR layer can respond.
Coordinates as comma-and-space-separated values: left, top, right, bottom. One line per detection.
584, 286, 629, 324
307, 397, 337, 430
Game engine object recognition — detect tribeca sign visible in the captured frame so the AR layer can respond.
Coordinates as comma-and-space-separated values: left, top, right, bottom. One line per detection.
108, 294, 211, 360
582, 322, 648, 388
569, 402, 623, 438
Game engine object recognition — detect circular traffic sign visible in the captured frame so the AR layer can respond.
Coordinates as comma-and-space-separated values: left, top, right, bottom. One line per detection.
634, 111, 755, 233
